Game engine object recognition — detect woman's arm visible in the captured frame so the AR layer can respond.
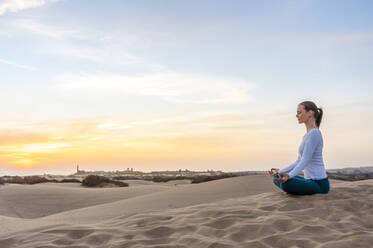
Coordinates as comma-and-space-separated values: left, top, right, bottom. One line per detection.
278, 155, 300, 174
287, 130, 321, 179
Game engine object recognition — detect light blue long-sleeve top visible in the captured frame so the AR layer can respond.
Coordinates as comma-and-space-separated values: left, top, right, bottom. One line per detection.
278, 128, 328, 180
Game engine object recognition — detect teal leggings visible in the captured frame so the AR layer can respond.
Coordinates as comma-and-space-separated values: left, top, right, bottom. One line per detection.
273, 173, 330, 195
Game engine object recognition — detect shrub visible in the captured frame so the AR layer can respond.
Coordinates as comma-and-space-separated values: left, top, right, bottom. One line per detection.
23, 176, 50, 184
1, 176, 51, 184
4, 176, 24, 184
191, 173, 238, 184
152, 176, 173, 183
150, 176, 189, 183
82, 175, 110, 187
175, 176, 188, 180
112, 176, 140, 180
60, 178, 81, 183
82, 175, 129, 187
142, 176, 154, 181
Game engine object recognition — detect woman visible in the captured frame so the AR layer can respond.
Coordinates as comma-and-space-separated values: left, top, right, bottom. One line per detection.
268, 101, 330, 195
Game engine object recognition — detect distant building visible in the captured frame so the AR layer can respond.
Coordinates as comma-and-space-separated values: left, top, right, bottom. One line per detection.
75, 164, 87, 175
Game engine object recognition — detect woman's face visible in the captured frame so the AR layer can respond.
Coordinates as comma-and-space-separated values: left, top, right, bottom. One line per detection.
296, 104, 314, 124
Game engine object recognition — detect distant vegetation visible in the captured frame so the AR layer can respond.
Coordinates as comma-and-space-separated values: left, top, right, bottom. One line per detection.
327, 172, 373, 181
135, 173, 238, 184
190, 173, 238, 184
0, 173, 241, 186
112, 176, 141, 180
82, 175, 129, 187
60, 178, 81, 183
1, 176, 50, 184
0, 176, 80, 184
150, 176, 188, 183
4, 170, 371, 186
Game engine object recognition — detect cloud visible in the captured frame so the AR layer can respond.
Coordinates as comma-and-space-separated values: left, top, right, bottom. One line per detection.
0, 58, 38, 71
9, 19, 144, 67
13, 18, 80, 38
52, 45, 141, 65
0, 130, 51, 146
21, 143, 70, 153
56, 71, 258, 104
0, 0, 59, 15
94, 112, 268, 139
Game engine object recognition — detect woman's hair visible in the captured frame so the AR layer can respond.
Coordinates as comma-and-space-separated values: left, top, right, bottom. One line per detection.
299, 101, 323, 128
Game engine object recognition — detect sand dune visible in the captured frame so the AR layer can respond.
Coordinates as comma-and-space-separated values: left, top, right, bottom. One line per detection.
1, 175, 372, 248
0, 183, 172, 219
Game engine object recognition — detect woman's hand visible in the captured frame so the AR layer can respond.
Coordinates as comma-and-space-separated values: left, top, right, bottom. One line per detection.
273, 172, 290, 183
268, 168, 279, 177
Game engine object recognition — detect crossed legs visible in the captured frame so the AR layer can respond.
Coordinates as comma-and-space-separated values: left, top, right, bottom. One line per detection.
273, 173, 325, 195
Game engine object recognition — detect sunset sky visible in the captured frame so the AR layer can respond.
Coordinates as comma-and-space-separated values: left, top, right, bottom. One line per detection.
0, 0, 372, 175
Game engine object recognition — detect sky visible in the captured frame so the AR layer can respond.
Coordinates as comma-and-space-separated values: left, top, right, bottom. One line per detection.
0, 0, 372, 175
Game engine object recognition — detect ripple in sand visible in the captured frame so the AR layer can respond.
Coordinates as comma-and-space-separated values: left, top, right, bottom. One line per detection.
143, 226, 175, 238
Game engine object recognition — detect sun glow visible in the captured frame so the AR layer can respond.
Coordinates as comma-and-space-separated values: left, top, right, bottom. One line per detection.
17, 158, 35, 168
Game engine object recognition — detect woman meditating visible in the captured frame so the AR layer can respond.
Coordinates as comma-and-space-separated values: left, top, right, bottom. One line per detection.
268, 101, 330, 195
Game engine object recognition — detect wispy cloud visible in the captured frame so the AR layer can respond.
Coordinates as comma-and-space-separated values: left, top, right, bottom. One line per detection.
13, 18, 80, 38
9, 18, 144, 67
94, 112, 268, 138
52, 44, 141, 65
0, 58, 37, 71
21, 143, 70, 153
0, 0, 59, 15
56, 71, 258, 104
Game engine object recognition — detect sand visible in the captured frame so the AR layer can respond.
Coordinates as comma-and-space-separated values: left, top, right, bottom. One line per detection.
0, 175, 372, 248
